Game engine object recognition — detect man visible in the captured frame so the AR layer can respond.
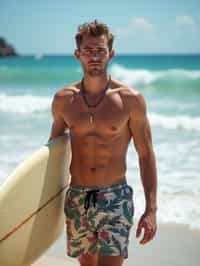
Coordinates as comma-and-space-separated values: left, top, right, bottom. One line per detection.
48, 20, 157, 266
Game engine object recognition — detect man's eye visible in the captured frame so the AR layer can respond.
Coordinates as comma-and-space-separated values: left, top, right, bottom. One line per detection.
82, 50, 90, 54
82, 49, 107, 56
99, 50, 106, 54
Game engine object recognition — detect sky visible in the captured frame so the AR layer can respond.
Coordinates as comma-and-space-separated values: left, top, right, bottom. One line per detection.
0, 0, 200, 55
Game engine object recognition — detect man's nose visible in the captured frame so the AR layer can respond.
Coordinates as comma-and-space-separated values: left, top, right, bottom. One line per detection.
91, 51, 101, 58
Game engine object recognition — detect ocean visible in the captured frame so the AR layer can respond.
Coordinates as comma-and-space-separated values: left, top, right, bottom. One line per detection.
0, 54, 200, 230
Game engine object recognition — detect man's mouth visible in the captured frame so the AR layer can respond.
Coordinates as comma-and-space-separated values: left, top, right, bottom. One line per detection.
88, 62, 101, 65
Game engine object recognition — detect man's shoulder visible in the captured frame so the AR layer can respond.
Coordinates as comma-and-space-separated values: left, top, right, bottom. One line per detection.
112, 79, 146, 113
112, 78, 139, 96
54, 82, 80, 101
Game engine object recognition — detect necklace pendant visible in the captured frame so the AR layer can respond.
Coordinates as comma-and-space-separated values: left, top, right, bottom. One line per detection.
89, 113, 94, 124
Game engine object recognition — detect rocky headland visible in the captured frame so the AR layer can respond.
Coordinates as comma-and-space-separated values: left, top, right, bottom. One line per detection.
0, 37, 18, 57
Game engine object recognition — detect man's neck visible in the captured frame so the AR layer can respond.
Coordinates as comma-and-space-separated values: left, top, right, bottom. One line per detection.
82, 74, 110, 95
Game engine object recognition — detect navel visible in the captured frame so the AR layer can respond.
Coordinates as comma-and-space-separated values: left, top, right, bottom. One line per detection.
90, 167, 96, 172
111, 126, 117, 131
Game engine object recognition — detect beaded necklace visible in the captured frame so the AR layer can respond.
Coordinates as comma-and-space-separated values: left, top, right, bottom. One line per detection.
80, 75, 111, 124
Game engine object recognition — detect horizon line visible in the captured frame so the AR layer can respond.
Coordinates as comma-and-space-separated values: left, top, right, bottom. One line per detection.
14, 52, 200, 57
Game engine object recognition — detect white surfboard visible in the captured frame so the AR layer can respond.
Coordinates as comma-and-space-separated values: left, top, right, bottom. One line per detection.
0, 133, 71, 266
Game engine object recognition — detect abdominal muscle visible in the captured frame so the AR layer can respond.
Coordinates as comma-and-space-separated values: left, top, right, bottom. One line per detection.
69, 129, 131, 187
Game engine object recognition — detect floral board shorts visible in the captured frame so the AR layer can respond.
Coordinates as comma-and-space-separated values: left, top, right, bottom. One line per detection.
64, 180, 134, 259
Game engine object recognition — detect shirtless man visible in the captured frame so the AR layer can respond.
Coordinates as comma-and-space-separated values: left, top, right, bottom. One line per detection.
48, 20, 157, 266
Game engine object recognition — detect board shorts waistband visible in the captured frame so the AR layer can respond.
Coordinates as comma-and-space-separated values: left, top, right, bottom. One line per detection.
69, 179, 128, 193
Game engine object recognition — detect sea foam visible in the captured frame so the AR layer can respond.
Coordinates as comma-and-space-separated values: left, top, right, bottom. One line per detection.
0, 93, 51, 114
111, 64, 200, 87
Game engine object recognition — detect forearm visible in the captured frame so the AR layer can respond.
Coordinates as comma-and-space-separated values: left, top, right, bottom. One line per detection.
138, 150, 158, 213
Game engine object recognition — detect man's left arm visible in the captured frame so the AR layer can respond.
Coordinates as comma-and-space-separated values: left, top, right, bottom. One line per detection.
127, 90, 158, 245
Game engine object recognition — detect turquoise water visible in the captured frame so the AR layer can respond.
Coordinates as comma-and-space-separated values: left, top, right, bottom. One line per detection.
0, 54, 200, 229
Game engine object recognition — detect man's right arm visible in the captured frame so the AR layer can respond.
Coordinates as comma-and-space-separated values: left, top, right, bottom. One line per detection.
48, 92, 69, 142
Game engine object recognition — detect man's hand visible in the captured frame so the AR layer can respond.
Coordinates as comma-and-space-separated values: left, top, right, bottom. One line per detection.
136, 210, 157, 245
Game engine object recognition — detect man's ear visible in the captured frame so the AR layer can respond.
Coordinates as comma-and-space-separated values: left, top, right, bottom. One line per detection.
109, 50, 115, 60
74, 49, 80, 59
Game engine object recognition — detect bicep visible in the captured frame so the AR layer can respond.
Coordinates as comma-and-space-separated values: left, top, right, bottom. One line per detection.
128, 94, 153, 158
48, 94, 69, 141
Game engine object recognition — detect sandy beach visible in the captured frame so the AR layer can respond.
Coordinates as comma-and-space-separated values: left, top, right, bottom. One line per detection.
33, 222, 200, 266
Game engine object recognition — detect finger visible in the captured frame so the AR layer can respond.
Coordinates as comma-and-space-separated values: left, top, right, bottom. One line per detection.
147, 230, 155, 243
149, 227, 157, 241
136, 221, 144, 238
140, 232, 150, 244
140, 225, 152, 244
136, 226, 141, 238
143, 225, 157, 244
149, 230, 156, 242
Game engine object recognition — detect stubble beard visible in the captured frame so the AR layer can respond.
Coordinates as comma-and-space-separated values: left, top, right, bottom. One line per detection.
84, 62, 108, 77
87, 69, 106, 76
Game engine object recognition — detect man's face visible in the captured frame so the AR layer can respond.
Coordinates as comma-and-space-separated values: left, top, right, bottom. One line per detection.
75, 35, 114, 76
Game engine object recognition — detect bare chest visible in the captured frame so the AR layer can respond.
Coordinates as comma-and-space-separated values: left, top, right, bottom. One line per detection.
63, 91, 129, 137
